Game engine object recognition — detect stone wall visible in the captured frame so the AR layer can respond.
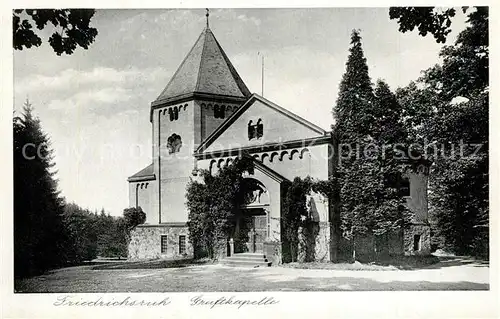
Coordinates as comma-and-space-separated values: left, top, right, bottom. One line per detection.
404, 223, 431, 255
128, 224, 193, 260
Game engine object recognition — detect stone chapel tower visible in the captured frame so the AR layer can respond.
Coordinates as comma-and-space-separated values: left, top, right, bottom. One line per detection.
128, 19, 251, 259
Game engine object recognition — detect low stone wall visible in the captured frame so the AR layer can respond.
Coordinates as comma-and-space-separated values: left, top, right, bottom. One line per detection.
404, 223, 431, 255
128, 224, 193, 260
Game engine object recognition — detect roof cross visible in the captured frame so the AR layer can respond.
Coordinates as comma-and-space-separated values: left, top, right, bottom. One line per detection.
206, 8, 210, 28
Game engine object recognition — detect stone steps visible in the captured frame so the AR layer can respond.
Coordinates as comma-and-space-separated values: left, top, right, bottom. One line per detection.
221, 253, 272, 268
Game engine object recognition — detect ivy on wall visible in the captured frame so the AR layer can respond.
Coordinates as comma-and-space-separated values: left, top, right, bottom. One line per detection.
185, 156, 255, 260
281, 177, 332, 263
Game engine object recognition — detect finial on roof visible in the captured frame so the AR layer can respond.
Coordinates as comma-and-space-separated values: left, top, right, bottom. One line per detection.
205, 8, 210, 28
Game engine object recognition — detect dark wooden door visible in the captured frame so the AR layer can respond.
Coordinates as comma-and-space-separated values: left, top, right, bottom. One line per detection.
246, 215, 266, 253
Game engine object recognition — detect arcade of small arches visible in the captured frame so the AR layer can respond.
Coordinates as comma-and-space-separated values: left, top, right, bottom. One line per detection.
160, 103, 188, 121
200, 102, 239, 119
208, 147, 311, 174
136, 182, 150, 190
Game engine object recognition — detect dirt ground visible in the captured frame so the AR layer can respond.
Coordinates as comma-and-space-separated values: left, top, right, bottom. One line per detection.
14, 256, 489, 292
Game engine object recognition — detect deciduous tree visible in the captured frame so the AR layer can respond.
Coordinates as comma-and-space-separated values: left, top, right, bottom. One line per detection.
13, 9, 98, 55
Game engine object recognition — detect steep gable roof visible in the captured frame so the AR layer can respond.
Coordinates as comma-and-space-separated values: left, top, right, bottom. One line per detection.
154, 27, 251, 104
196, 94, 327, 153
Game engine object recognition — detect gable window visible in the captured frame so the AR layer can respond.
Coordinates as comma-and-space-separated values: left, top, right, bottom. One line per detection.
161, 235, 168, 253
248, 119, 263, 140
167, 133, 182, 154
248, 120, 255, 139
179, 235, 186, 254
256, 119, 263, 138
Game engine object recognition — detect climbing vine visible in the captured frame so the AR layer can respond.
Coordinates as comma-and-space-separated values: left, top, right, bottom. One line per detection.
281, 177, 332, 263
185, 156, 254, 260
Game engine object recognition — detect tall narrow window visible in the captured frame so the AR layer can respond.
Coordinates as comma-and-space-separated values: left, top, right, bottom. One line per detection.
174, 106, 179, 120
168, 108, 174, 121
179, 235, 186, 254
161, 235, 168, 253
219, 105, 225, 119
256, 119, 263, 138
214, 105, 220, 118
413, 234, 421, 251
248, 120, 254, 139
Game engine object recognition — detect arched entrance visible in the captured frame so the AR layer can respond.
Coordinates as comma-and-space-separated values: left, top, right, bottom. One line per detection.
233, 178, 270, 254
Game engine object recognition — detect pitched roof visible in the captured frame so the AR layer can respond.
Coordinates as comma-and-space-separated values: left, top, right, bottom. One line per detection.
195, 94, 328, 153
155, 27, 251, 104
128, 163, 155, 182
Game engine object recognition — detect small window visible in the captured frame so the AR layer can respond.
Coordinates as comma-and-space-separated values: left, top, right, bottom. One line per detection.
174, 106, 179, 120
399, 177, 410, 197
248, 120, 255, 139
385, 172, 410, 197
248, 119, 263, 140
219, 105, 225, 119
256, 119, 263, 138
413, 234, 421, 251
161, 235, 168, 253
214, 104, 225, 119
167, 133, 182, 154
179, 235, 186, 254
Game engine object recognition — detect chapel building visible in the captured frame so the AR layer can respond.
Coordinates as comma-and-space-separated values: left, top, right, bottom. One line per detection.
127, 21, 431, 263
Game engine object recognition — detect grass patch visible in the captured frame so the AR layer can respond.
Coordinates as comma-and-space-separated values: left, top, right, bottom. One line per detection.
282, 261, 398, 271
372, 255, 440, 269
91, 258, 212, 270
282, 255, 440, 271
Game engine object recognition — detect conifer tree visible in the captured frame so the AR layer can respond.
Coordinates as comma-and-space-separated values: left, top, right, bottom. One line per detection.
333, 32, 411, 261
13, 100, 69, 277
332, 30, 375, 260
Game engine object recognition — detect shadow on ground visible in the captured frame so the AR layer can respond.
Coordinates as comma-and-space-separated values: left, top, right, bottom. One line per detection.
14, 259, 489, 293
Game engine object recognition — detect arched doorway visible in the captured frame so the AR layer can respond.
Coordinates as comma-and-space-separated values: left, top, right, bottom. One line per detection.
233, 178, 270, 254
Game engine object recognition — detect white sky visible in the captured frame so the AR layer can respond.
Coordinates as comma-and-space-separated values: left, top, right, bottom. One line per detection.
13, 8, 467, 216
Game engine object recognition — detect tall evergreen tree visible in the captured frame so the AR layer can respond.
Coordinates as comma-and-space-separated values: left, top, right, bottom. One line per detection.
333, 31, 412, 261
13, 100, 69, 278
332, 30, 375, 260
334, 29, 374, 138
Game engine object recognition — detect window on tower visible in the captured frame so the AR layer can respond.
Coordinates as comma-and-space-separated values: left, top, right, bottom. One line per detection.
167, 133, 182, 154
214, 104, 225, 119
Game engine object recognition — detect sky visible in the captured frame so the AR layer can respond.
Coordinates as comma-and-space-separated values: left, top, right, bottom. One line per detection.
13, 8, 468, 216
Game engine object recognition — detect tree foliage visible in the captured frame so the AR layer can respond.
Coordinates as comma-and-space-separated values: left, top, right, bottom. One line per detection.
393, 7, 489, 256
13, 9, 98, 55
186, 156, 255, 260
332, 31, 413, 261
281, 177, 313, 262
13, 100, 69, 278
389, 7, 460, 43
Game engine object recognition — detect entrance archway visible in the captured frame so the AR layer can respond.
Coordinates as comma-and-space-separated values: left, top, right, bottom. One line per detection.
233, 178, 270, 254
